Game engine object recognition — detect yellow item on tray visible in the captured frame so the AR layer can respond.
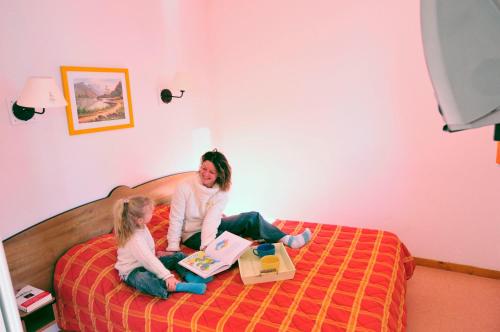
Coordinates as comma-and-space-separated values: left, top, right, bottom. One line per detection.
238, 243, 295, 284
260, 255, 280, 273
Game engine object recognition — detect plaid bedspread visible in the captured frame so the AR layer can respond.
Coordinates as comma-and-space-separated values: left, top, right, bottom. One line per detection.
54, 205, 415, 331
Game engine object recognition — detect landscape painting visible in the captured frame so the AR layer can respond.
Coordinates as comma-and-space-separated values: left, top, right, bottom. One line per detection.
61, 66, 134, 135
74, 78, 124, 123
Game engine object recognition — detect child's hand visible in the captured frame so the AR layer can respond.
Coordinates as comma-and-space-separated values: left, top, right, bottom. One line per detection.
166, 276, 179, 292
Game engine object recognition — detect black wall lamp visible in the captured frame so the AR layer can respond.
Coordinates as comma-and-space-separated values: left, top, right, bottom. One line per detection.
12, 77, 67, 121
160, 88, 185, 104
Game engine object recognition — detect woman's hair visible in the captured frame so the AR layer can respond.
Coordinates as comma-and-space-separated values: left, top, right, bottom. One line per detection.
114, 196, 153, 247
201, 149, 232, 191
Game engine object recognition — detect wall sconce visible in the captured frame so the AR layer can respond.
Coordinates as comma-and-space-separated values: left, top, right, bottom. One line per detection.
160, 72, 189, 104
12, 77, 67, 121
160, 88, 185, 104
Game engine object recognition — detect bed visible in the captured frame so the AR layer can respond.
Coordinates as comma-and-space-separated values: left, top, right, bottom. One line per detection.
4, 172, 415, 331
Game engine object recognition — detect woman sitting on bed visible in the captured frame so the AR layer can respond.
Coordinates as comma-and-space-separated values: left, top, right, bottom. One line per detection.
114, 196, 212, 298
163, 149, 311, 253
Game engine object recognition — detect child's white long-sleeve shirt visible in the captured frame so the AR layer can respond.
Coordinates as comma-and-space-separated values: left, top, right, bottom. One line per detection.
115, 227, 174, 281
166, 174, 229, 251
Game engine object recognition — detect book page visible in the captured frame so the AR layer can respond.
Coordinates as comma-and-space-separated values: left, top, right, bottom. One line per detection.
205, 231, 252, 265
181, 251, 226, 277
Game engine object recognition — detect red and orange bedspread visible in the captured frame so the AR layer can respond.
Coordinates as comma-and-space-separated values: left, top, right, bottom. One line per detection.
54, 205, 415, 331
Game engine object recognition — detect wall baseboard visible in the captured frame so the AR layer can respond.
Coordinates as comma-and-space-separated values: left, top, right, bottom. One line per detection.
414, 257, 500, 280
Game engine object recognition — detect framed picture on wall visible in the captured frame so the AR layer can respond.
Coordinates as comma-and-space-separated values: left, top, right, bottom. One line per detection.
60, 66, 134, 135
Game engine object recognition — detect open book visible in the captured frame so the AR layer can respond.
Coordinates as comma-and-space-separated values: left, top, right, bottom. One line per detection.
179, 231, 252, 278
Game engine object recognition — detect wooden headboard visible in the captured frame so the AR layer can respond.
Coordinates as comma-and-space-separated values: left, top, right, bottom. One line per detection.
3, 171, 195, 294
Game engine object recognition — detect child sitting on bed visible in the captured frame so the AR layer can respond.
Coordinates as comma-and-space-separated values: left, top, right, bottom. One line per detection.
114, 196, 211, 298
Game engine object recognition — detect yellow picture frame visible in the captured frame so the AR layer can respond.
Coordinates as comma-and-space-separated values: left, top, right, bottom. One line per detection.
60, 66, 134, 135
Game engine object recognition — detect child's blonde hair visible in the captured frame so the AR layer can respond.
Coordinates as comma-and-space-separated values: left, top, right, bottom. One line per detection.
114, 196, 154, 247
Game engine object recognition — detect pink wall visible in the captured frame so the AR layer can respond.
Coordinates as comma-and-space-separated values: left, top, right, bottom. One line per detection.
0, 1, 498, 270
0, 0, 211, 239
206, 1, 500, 270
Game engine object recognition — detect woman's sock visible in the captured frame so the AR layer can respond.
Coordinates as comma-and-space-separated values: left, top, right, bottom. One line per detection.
185, 272, 213, 284
280, 228, 311, 249
175, 282, 206, 295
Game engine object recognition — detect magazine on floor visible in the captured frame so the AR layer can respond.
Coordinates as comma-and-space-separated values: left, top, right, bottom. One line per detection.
179, 231, 252, 278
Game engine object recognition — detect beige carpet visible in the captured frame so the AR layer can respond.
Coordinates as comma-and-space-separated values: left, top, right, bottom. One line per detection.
406, 266, 500, 332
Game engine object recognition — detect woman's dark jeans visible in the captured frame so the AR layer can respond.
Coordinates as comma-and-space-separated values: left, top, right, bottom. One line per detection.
183, 211, 286, 250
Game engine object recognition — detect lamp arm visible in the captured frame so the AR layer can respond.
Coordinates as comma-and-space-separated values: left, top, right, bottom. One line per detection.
172, 90, 185, 98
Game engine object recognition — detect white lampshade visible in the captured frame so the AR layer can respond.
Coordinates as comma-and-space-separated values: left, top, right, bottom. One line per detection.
17, 77, 67, 108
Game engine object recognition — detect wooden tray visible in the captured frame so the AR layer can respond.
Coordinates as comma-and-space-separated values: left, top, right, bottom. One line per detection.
238, 243, 295, 285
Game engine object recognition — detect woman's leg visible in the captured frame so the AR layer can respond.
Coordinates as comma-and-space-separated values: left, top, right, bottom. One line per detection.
182, 233, 202, 250
218, 211, 286, 242
159, 252, 187, 278
183, 211, 310, 249
221, 212, 311, 248
184, 212, 285, 249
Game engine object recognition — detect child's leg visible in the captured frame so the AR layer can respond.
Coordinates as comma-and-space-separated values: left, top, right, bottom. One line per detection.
125, 267, 169, 299
175, 282, 206, 295
158, 254, 207, 294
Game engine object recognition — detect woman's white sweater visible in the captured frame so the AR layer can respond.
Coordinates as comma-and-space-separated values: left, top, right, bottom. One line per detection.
166, 174, 229, 251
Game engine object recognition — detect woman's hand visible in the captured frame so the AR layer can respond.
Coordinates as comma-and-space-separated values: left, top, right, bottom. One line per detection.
156, 250, 179, 257
166, 276, 179, 292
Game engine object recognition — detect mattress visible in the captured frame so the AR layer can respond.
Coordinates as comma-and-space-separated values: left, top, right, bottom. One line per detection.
54, 204, 415, 331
